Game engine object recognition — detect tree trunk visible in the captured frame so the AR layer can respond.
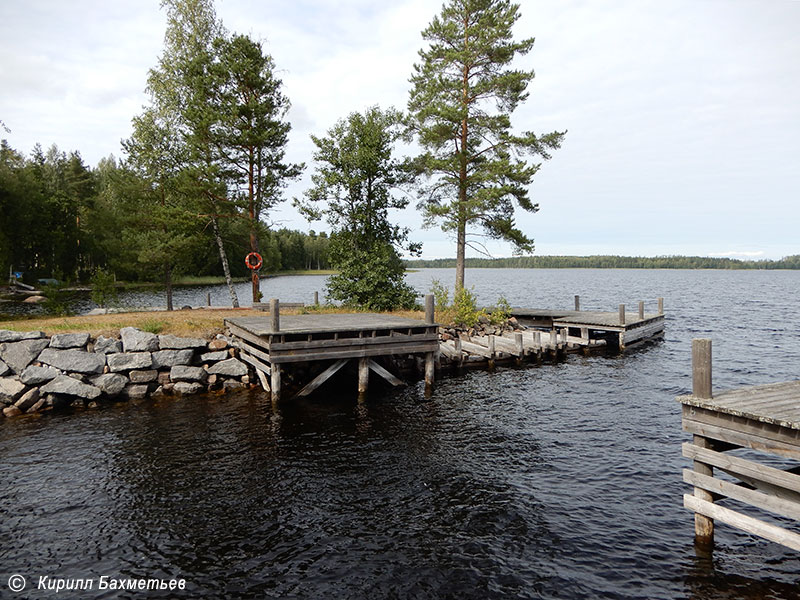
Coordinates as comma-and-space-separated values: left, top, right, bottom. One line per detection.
248, 148, 260, 303
164, 262, 174, 311
211, 216, 239, 308
456, 219, 466, 290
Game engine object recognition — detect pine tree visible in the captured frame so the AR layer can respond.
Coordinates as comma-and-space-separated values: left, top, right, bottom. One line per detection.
408, 0, 565, 289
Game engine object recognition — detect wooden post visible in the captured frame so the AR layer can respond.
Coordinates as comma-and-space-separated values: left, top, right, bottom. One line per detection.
691, 338, 714, 545
692, 339, 712, 399
658, 297, 664, 315
561, 327, 569, 349
514, 332, 524, 365
550, 329, 557, 358
454, 337, 463, 368
638, 301, 644, 320
574, 295, 580, 311
619, 304, 625, 325
358, 356, 369, 395
207, 292, 211, 307
270, 298, 280, 332
314, 291, 319, 306
424, 294, 434, 324
488, 335, 496, 370
270, 364, 281, 403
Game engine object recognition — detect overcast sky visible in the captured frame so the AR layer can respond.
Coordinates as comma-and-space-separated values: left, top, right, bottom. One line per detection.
2, 0, 798, 260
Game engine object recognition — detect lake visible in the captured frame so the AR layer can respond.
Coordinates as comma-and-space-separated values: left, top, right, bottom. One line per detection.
1, 269, 799, 598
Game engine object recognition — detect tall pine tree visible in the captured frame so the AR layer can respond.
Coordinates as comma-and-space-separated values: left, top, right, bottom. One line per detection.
408, 0, 565, 289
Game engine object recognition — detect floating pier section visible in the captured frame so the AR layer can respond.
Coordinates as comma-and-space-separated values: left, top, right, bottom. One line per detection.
678, 339, 800, 552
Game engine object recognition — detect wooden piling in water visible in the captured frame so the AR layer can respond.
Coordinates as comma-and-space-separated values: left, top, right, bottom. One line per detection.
574, 295, 580, 311
619, 304, 625, 325
638, 301, 645, 320
314, 291, 319, 306
424, 294, 435, 393
270, 298, 280, 333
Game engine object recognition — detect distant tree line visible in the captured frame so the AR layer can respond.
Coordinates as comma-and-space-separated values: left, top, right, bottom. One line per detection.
406, 255, 800, 270
0, 140, 330, 285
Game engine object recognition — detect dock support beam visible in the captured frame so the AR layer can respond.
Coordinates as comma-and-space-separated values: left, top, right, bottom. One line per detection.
619, 304, 626, 325
639, 301, 645, 320
358, 356, 369, 395
515, 333, 524, 365
271, 364, 281, 403
691, 338, 714, 547
270, 298, 280, 332
574, 295, 580, 311
658, 297, 664, 315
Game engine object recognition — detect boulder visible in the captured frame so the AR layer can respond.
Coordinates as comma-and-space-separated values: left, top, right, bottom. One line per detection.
14, 388, 40, 412
0, 377, 28, 403
3, 406, 22, 417
23, 295, 46, 304
107, 352, 152, 372
0, 358, 9, 377
0, 338, 50, 374
170, 365, 207, 382
122, 384, 150, 400
158, 334, 206, 350
90, 373, 128, 397
38, 348, 106, 375
207, 338, 229, 351
222, 380, 245, 392
173, 381, 204, 395
129, 370, 158, 383
40, 375, 102, 400
93, 336, 122, 355
20, 364, 61, 385
199, 350, 228, 363
207, 358, 248, 377
0, 330, 46, 343
27, 398, 47, 413
151, 349, 194, 369
49, 333, 91, 349
120, 327, 159, 352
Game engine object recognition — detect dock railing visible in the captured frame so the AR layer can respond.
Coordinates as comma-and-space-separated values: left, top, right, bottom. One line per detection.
678, 339, 800, 552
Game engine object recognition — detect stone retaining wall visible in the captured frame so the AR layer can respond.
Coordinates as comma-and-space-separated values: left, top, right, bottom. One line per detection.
0, 327, 252, 418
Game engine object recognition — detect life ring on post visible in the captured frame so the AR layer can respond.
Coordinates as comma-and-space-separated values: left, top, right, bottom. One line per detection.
245, 252, 263, 271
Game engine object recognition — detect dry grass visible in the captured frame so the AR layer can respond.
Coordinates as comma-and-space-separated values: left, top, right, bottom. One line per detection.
0, 306, 429, 339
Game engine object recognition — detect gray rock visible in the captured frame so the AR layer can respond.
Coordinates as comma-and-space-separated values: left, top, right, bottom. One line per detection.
207, 338, 229, 351
170, 365, 207, 382
49, 332, 91, 349
93, 336, 122, 355
222, 380, 245, 392
207, 358, 248, 377
120, 327, 159, 352
20, 364, 61, 385
38, 348, 106, 375
158, 334, 206, 350
173, 381, 204, 395
0, 377, 28, 403
90, 373, 128, 397
107, 352, 152, 372
151, 349, 194, 369
199, 350, 228, 363
0, 330, 46, 343
40, 375, 101, 400
0, 338, 50, 374
129, 370, 158, 383
122, 384, 150, 400
14, 388, 40, 412
0, 358, 9, 377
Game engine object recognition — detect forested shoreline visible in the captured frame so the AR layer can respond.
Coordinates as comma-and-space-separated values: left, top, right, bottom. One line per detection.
406, 255, 800, 270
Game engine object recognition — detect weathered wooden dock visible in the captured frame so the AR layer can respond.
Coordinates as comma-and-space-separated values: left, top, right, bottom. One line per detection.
225, 299, 439, 401
510, 296, 665, 350
678, 339, 800, 552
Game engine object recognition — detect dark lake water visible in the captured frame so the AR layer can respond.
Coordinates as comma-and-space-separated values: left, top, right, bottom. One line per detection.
2, 269, 799, 599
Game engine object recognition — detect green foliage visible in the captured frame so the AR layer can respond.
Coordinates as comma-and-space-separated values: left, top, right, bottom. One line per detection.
42, 287, 75, 317
139, 319, 167, 334
430, 279, 450, 314
90, 267, 119, 308
407, 0, 565, 289
491, 294, 512, 325
452, 286, 485, 329
298, 106, 420, 310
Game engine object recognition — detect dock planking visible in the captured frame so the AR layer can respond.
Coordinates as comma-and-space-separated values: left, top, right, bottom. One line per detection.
678, 339, 800, 553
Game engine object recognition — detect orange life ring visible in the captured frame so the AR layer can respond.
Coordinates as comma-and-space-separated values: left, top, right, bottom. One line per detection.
245, 252, 262, 270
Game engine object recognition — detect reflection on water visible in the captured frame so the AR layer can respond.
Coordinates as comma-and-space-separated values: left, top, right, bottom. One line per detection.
1, 269, 800, 598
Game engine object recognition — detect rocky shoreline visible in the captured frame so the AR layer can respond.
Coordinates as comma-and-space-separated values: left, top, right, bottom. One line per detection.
0, 327, 251, 418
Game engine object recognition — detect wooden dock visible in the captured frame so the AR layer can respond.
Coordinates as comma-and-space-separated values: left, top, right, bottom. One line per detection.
510, 296, 665, 350
678, 339, 800, 552
225, 298, 439, 401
